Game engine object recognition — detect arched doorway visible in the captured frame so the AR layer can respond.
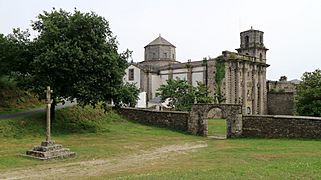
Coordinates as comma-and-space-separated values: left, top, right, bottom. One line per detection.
189, 104, 243, 138
207, 107, 227, 139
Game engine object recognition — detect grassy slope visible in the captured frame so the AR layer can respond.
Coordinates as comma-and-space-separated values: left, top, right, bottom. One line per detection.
0, 76, 42, 114
0, 107, 321, 179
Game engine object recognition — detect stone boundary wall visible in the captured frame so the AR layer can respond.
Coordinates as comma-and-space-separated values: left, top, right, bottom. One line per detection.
267, 92, 295, 115
243, 115, 321, 138
117, 108, 189, 132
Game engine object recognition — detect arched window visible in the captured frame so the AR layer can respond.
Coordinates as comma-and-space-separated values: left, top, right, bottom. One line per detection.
247, 107, 251, 114
260, 35, 263, 44
260, 53, 263, 61
245, 35, 249, 48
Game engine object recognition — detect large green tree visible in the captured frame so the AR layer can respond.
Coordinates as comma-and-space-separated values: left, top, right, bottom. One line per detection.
0, 31, 30, 77
296, 69, 321, 117
11, 8, 133, 119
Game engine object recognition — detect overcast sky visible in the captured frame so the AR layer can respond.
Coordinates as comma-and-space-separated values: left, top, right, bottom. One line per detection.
1, 0, 320, 80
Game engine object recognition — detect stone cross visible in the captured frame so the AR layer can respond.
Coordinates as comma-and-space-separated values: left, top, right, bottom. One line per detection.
45, 86, 53, 142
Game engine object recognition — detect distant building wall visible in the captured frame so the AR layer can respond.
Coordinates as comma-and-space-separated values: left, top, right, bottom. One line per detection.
124, 65, 141, 89
242, 115, 321, 138
136, 92, 146, 108
266, 80, 298, 93
267, 92, 295, 115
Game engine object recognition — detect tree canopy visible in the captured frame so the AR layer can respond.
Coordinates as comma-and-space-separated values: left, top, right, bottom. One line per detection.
6, 8, 136, 115
0, 31, 30, 77
296, 69, 321, 117
157, 79, 212, 111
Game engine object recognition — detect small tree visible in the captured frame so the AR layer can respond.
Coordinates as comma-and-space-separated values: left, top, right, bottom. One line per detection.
114, 83, 140, 107
157, 79, 195, 111
195, 81, 213, 104
157, 79, 212, 111
296, 69, 321, 117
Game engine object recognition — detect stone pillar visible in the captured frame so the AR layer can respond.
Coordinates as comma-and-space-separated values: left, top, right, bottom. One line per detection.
224, 62, 230, 103
262, 68, 267, 114
259, 68, 264, 114
242, 63, 248, 113
252, 66, 258, 114
146, 71, 152, 101
235, 63, 241, 104
187, 61, 193, 85
168, 65, 173, 80
231, 66, 235, 104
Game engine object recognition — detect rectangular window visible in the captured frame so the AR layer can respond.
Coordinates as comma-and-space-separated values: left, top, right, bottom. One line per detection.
128, 68, 134, 81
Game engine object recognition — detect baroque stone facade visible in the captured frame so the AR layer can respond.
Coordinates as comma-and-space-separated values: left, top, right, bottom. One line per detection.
124, 28, 269, 114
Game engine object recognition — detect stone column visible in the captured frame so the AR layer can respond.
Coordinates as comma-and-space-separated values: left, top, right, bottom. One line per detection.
224, 62, 230, 103
146, 71, 152, 102
45, 86, 53, 142
262, 68, 267, 114
259, 68, 264, 114
235, 63, 241, 104
187, 61, 193, 85
168, 65, 173, 80
230, 66, 235, 104
252, 66, 258, 114
242, 63, 248, 113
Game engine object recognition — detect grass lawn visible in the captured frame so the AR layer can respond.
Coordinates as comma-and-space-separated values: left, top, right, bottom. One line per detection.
207, 118, 226, 137
0, 106, 321, 179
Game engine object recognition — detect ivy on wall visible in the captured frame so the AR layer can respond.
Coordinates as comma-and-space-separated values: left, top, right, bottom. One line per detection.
214, 57, 226, 103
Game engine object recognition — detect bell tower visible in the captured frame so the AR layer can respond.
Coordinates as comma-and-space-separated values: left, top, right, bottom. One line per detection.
236, 27, 268, 63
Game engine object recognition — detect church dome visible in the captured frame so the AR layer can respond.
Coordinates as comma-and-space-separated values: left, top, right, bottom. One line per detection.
144, 35, 176, 48
143, 35, 177, 68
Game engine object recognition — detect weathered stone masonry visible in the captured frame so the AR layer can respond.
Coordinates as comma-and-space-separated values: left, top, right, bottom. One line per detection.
267, 92, 295, 115
189, 104, 243, 138
242, 115, 321, 138
118, 106, 321, 139
117, 108, 189, 132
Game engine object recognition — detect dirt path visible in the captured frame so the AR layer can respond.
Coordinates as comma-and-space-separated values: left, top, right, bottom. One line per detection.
0, 142, 207, 180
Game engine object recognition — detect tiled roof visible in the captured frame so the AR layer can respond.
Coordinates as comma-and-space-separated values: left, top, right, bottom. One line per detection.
145, 35, 175, 47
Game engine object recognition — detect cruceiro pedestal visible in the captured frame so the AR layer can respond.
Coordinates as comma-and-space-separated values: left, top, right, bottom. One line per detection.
24, 86, 75, 160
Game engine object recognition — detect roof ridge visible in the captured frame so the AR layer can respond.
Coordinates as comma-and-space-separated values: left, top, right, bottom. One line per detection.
145, 35, 176, 47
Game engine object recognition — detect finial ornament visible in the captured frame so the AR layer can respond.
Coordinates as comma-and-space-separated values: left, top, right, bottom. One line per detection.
251, 26, 253, 30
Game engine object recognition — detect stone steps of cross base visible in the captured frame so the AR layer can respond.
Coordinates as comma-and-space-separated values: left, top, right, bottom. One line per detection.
26, 148, 75, 159
32, 144, 63, 152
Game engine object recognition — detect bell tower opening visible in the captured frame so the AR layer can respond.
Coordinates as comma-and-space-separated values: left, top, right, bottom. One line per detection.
245, 35, 249, 48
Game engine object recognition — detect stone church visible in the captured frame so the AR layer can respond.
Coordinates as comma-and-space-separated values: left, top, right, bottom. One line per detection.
123, 28, 269, 115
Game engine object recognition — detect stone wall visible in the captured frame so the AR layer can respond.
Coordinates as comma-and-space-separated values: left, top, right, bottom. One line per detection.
117, 108, 189, 132
242, 115, 321, 138
267, 92, 295, 115
190, 104, 243, 137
